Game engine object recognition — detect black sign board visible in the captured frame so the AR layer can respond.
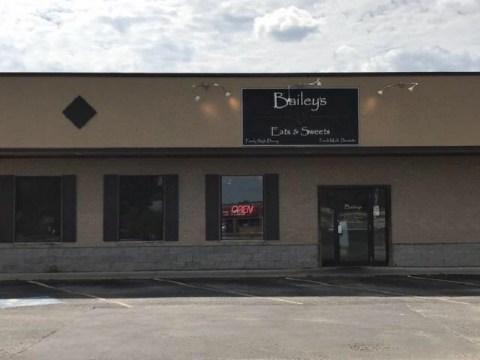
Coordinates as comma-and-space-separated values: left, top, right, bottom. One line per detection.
242, 88, 358, 146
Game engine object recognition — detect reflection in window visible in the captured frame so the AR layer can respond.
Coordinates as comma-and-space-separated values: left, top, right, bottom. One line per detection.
373, 188, 387, 263
221, 176, 263, 240
319, 192, 336, 264
15, 177, 61, 242
119, 176, 164, 241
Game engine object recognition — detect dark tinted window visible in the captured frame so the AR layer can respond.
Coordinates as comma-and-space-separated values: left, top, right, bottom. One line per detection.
15, 177, 61, 242
119, 176, 164, 241
221, 176, 263, 240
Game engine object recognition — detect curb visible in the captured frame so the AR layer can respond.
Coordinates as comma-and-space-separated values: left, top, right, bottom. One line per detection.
3, 267, 480, 281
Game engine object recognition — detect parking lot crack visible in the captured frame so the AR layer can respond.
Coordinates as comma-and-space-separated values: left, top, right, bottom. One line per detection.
3, 305, 97, 360
5, 325, 63, 359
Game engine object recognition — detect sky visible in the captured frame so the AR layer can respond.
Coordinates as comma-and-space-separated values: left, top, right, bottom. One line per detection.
0, 0, 479, 73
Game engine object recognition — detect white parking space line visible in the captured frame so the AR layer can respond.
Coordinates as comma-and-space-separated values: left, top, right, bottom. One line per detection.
286, 277, 405, 296
154, 278, 304, 305
405, 304, 477, 345
285, 277, 472, 305
27, 281, 133, 309
408, 275, 480, 287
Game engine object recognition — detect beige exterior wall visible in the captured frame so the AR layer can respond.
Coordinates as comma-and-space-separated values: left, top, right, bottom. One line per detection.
1, 156, 479, 250
1, 74, 479, 270
0, 74, 479, 148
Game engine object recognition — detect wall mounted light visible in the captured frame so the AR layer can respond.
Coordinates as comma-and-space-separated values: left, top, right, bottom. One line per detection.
377, 82, 419, 96
287, 77, 322, 98
192, 83, 231, 102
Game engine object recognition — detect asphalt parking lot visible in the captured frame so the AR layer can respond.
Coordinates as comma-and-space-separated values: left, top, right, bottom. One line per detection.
1, 275, 480, 360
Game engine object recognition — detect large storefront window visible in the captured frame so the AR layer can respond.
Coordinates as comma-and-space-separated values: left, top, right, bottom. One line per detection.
15, 176, 62, 242
119, 176, 164, 241
221, 176, 264, 240
0, 175, 75, 244
104, 174, 178, 242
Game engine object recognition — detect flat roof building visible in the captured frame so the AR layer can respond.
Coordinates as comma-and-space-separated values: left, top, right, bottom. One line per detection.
0, 72, 479, 274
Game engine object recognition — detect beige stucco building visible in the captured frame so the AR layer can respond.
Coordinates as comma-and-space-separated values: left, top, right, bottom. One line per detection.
0, 73, 479, 273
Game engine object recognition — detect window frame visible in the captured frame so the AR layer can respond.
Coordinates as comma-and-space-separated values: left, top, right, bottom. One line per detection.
103, 174, 179, 242
205, 173, 279, 241
220, 175, 265, 241
0, 175, 76, 244
118, 175, 166, 242
14, 176, 63, 243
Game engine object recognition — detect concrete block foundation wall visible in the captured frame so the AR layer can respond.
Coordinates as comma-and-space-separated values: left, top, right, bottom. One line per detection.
0, 245, 318, 273
392, 244, 480, 267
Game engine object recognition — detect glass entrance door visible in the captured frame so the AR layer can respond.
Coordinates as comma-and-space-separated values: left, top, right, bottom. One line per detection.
336, 190, 370, 264
318, 186, 389, 266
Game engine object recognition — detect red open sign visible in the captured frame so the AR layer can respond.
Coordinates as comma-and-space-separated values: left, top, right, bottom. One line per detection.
230, 205, 255, 215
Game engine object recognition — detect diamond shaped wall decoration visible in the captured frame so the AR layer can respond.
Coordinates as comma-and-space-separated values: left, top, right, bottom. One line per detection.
63, 96, 97, 129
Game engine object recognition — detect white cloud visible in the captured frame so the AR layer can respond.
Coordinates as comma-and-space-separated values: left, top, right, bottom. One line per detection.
333, 45, 480, 72
0, 0, 478, 72
253, 6, 322, 42
0, 44, 26, 71
435, 0, 480, 13
360, 47, 479, 72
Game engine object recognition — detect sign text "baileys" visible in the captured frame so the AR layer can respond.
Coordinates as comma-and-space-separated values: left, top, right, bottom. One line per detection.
273, 91, 327, 112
